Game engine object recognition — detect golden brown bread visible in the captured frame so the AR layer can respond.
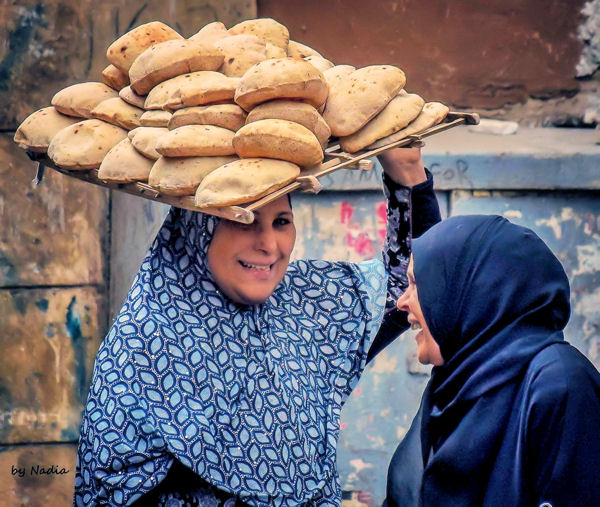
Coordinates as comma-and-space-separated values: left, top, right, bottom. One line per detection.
145, 71, 239, 111
51, 82, 119, 118
102, 64, 130, 91
14, 107, 80, 153
140, 110, 172, 127
129, 126, 169, 160
215, 34, 270, 77
323, 65, 406, 136
367, 102, 450, 149
228, 18, 289, 51
90, 97, 143, 130
245, 100, 330, 147
148, 155, 237, 196
195, 158, 300, 207
234, 58, 328, 112
169, 104, 246, 131
233, 119, 323, 167
106, 22, 182, 73
129, 39, 224, 95
47, 119, 128, 169
98, 138, 154, 182
339, 92, 425, 153
155, 125, 236, 157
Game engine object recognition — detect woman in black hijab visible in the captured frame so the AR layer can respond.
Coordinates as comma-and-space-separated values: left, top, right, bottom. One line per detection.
386, 214, 600, 506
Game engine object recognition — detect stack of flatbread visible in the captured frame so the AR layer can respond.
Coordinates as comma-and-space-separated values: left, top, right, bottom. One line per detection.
14, 17, 450, 208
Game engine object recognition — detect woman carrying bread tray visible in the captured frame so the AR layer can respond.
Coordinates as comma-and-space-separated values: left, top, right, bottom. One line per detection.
73, 146, 442, 507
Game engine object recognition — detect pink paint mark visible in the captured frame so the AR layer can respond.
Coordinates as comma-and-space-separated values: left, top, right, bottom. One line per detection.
340, 201, 387, 257
354, 388, 362, 395
340, 201, 354, 225
340, 422, 348, 430
376, 202, 388, 242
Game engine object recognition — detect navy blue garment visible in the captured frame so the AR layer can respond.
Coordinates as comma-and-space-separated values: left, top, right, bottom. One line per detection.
385, 215, 600, 506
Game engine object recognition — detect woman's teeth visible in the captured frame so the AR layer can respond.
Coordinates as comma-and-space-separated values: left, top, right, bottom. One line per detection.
240, 261, 270, 271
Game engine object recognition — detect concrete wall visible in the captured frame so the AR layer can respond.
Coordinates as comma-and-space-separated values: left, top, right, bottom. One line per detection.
0, 1, 256, 504
259, 0, 600, 127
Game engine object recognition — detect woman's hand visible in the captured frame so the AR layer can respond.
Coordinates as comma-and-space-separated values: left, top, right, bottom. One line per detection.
378, 145, 426, 187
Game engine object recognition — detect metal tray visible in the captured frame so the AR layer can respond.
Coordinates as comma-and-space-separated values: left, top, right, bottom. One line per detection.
27, 111, 479, 223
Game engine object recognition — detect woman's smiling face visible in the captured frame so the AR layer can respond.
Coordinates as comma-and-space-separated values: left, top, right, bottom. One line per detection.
396, 255, 444, 366
207, 196, 296, 305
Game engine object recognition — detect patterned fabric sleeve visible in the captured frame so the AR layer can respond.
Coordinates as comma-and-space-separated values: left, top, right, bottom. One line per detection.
366, 169, 441, 362
381, 172, 412, 312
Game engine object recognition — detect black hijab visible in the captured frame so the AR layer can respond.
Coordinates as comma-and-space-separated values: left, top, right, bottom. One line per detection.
386, 215, 577, 506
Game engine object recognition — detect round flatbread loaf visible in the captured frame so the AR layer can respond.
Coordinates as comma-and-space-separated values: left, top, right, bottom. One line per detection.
228, 18, 289, 51
14, 107, 80, 153
102, 64, 130, 90
245, 100, 330, 147
287, 40, 322, 59
169, 104, 246, 131
51, 82, 119, 118
265, 43, 287, 59
189, 21, 230, 44
323, 65, 355, 91
47, 119, 128, 170
98, 138, 153, 182
140, 110, 172, 127
145, 71, 239, 111
304, 55, 334, 73
233, 118, 323, 167
215, 34, 268, 77
106, 21, 182, 73
129, 39, 224, 95
234, 58, 328, 111
119, 85, 146, 108
368, 102, 450, 150
149, 155, 237, 196
90, 97, 143, 129
155, 125, 235, 157
323, 65, 406, 136
195, 158, 300, 208
339, 93, 425, 153
128, 126, 169, 160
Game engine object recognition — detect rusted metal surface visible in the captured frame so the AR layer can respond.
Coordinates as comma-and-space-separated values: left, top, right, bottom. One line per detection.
0, 134, 108, 287
0, 0, 256, 129
0, 443, 76, 507
0, 287, 104, 444
259, 0, 586, 109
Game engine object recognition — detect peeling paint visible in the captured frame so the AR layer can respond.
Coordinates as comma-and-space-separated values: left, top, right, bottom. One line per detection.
349, 458, 373, 474
504, 210, 523, 219
535, 214, 563, 240
573, 244, 600, 275
370, 349, 398, 374
576, 0, 600, 77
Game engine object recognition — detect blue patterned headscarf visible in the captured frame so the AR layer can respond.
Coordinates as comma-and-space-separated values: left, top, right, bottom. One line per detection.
74, 207, 388, 506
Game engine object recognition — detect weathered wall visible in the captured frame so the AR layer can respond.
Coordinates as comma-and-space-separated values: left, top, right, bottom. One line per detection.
259, 0, 600, 126
3, 1, 600, 504
0, 1, 256, 504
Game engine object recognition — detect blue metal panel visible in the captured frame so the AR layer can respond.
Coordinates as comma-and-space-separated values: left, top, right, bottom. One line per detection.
424, 127, 600, 190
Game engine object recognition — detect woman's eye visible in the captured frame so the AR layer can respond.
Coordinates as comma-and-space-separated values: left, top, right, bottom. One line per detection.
274, 218, 291, 227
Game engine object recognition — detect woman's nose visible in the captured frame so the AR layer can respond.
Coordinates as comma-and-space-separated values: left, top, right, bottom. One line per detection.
255, 226, 277, 253
396, 290, 410, 312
